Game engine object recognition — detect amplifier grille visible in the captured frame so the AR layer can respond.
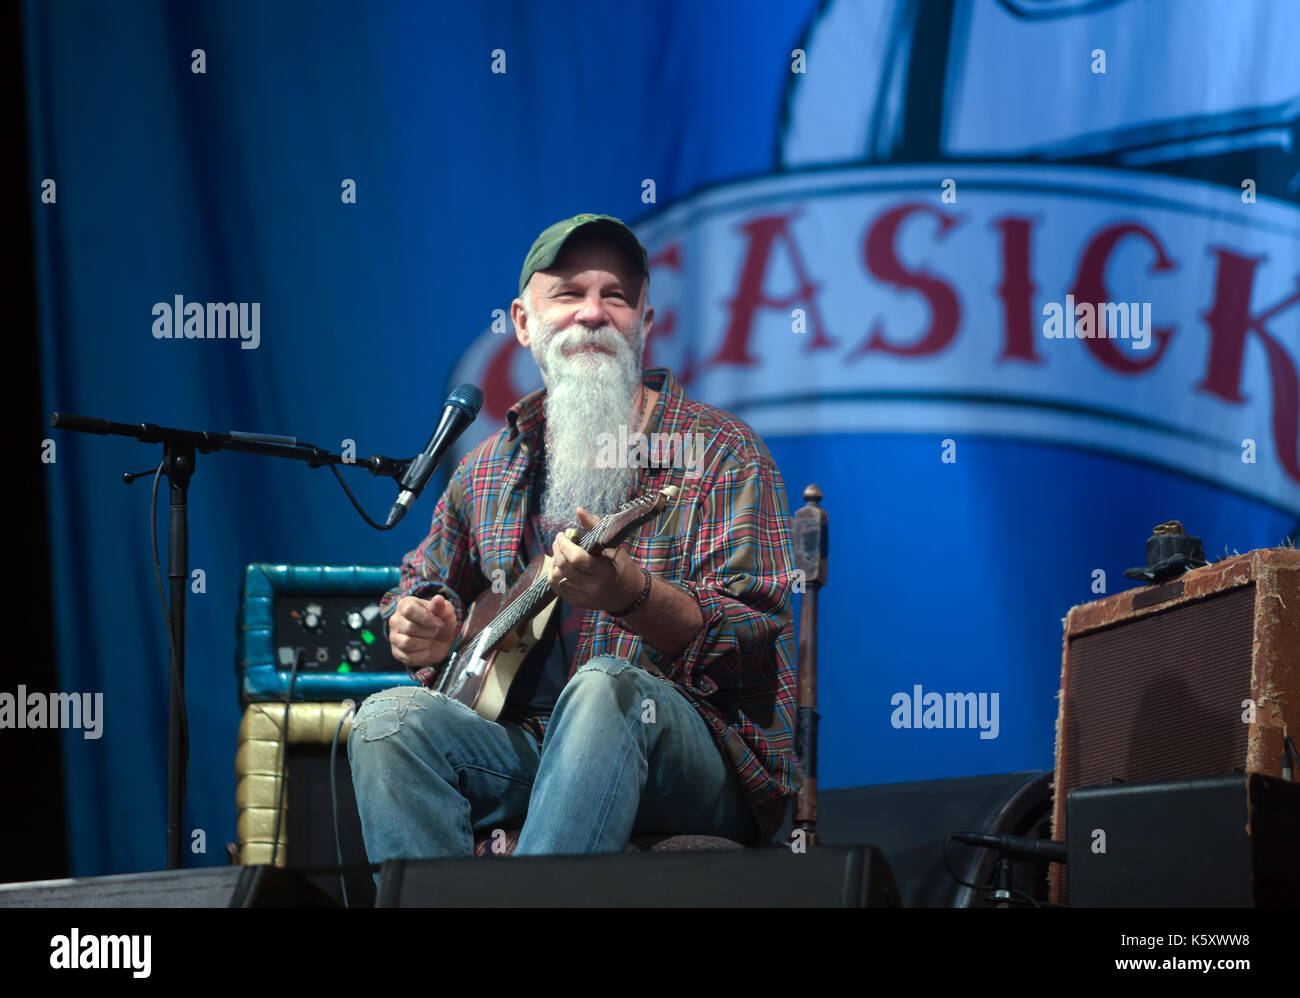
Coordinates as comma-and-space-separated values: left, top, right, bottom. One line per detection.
1057, 583, 1256, 899
1064, 584, 1256, 790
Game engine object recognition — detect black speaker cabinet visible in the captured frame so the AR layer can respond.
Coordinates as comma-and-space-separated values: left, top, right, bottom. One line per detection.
377, 844, 899, 907
776, 770, 1053, 907
0, 865, 338, 908
1066, 772, 1300, 907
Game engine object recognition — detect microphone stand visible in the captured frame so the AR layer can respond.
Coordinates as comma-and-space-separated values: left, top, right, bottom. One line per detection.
50, 412, 413, 870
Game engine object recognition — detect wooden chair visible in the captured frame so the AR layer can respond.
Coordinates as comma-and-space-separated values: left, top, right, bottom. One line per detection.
471, 483, 827, 856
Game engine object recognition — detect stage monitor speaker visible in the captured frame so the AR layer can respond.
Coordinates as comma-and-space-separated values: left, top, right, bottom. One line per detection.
776, 770, 1053, 907
0, 865, 338, 907
1050, 549, 1299, 903
376, 844, 900, 907
1066, 772, 1300, 906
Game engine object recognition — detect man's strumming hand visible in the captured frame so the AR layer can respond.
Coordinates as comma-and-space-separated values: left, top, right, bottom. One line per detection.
388, 594, 459, 671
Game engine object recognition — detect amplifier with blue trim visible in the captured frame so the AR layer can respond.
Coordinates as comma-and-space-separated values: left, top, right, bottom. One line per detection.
237, 564, 417, 706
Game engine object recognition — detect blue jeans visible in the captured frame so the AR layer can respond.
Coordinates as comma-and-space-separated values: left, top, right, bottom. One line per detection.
347, 655, 758, 860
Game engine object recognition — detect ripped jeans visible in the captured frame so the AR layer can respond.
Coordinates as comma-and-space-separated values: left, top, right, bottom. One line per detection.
347, 655, 758, 861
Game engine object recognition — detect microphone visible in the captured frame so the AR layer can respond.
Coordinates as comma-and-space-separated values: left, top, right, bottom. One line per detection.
951, 832, 1067, 863
386, 383, 484, 528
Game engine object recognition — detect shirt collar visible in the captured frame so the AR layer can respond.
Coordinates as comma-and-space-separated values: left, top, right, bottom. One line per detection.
506, 366, 678, 443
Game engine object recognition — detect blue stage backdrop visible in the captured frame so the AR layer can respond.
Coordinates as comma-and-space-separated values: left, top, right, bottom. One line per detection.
25, 0, 1299, 876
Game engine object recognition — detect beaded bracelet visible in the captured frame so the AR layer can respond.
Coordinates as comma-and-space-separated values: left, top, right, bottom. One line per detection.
611, 566, 653, 617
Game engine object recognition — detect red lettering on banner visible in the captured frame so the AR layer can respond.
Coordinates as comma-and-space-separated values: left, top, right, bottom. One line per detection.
644, 244, 692, 382
851, 203, 961, 359
993, 216, 1043, 364
706, 212, 835, 368
482, 335, 523, 424
1070, 222, 1176, 373
1199, 249, 1300, 483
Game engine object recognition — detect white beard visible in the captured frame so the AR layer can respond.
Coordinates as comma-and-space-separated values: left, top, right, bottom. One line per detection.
527, 309, 645, 534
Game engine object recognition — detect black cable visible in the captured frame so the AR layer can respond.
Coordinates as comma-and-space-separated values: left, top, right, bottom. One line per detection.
1283, 734, 1299, 778
150, 462, 189, 821
331, 699, 359, 908
269, 648, 302, 869
329, 463, 394, 531
943, 836, 1041, 908
1010, 884, 1040, 908
141, 441, 399, 882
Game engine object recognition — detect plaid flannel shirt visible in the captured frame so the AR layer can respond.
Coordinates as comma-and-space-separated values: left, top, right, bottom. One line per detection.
379, 366, 802, 845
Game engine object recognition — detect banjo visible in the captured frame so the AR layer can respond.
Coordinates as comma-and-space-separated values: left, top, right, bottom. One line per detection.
434, 485, 679, 720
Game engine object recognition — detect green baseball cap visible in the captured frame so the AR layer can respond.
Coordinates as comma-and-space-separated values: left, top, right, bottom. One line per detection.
518, 213, 648, 297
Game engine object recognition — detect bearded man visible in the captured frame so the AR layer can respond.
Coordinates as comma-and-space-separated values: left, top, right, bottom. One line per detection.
348, 214, 800, 860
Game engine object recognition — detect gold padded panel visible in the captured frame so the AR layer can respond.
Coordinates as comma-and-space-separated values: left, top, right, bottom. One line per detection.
235, 701, 355, 867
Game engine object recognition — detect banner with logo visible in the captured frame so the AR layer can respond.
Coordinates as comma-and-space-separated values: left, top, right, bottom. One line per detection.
27, 0, 1298, 876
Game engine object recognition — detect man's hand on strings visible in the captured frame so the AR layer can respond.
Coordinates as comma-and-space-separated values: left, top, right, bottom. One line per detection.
549, 507, 644, 613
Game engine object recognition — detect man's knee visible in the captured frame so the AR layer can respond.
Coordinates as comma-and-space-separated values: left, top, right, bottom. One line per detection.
348, 685, 473, 747
560, 656, 662, 716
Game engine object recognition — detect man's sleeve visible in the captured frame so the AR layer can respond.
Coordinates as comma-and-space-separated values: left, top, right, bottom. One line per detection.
378, 453, 486, 664
657, 453, 795, 698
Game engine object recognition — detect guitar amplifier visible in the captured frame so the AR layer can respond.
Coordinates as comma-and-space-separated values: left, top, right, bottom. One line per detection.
236, 563, 413, 706
1049, 548, 1300, 904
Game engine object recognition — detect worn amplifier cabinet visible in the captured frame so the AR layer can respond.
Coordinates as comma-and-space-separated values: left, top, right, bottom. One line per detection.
1049, 548, 1299, 904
